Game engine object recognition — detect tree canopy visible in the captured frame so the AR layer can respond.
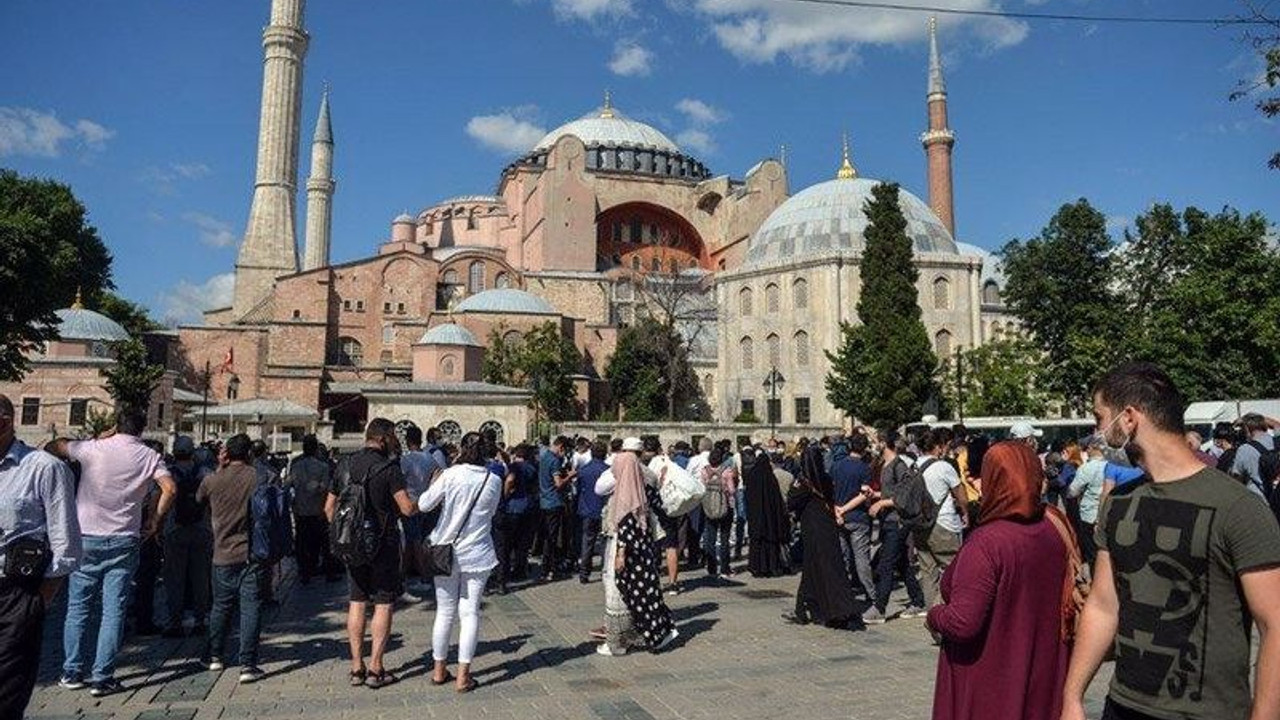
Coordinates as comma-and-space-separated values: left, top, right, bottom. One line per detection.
482, 322, 581, 422
101, 339, 166, 414
605, 316, 707, 421
940, 338, 1050, 418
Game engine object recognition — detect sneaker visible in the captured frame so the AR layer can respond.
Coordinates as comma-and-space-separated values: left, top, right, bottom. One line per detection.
238, 666, 265, 684
206, 657, 225, 672
595, 643, 624, 657
663, 582, 681, 596
58, 675, 87, 691
861, 607, 887, 625
89, 678, 124, 697
653, 628, 680, 652
899, 604, 928, 619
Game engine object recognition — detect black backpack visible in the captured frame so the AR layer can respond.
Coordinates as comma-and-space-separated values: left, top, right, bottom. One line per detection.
170, 463, 206, 527
894, 457, 940, 536
330, 457, 391, 568
1246, 440, 1280, 494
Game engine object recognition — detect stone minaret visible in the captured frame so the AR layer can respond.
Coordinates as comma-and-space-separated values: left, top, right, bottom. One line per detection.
232, 0, 309, 319
921, 17, 956, 238
303, 87, 334, 271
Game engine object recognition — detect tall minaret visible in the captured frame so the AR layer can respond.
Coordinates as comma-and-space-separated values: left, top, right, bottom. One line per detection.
232, 0, 309, 319
921, 17, 957, 238
303, 87, 334, 271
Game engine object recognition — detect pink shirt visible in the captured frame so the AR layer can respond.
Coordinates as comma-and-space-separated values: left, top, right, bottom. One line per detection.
69, 434, 170, 537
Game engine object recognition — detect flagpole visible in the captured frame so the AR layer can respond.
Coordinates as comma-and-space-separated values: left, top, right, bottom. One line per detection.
201, 360, 210, 442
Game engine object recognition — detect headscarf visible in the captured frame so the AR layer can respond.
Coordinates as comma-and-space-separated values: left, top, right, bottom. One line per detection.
978, 441, 1045, 525
606, 452, 647, 534
798, 445, 834, 504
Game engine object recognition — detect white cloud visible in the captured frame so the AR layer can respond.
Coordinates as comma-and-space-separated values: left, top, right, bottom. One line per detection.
676, 128, 716, 154
609, 41, 654, 76
465, 108, 547, 154
691, 0, 1028, 72
182, 212, 238, 248
157, 272, 236, 326
549, 0, 631, 21
0, 107, 115, 157
675, 98, 727, 125
141, 162, 212, 195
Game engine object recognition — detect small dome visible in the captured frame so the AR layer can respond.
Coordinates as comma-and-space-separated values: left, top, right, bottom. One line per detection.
54, 307, 129, 342
417, 323, 481, 347
455, 289, 556, 315
534, 108, 681, 154
393, 213, 415, 224
746, 177, 958, 267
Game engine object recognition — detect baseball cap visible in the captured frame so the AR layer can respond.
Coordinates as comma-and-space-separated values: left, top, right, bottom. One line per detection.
621, 437, 643, 452
1008, 421, 1043, 439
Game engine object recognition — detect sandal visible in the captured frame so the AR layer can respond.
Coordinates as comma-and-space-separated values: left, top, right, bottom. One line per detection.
430, 671, 454, 686
456, 677, 480, 694
349, 666, 367, 687
366, 669, 399, 689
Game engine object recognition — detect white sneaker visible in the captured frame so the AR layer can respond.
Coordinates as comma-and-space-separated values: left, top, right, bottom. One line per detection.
899, 605, 928, 619
595, 643, 625, 657
653, 628, 680, 652
206, 658, 224, 672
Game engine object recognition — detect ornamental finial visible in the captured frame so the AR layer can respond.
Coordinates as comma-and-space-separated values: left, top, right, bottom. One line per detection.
601, 89, 615, 119
836, 132, 857, 179
72, 287, 84, 310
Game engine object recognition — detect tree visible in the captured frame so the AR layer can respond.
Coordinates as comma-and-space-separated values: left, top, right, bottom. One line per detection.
0, 169, 114, 380
999, 199, 1121, 411
605, 316, 707, 421
481, 323, 522, 387
1230, 4, 1280, 169
101, 339, 165, 414
940, 338, 1053, 418
481, 322, 581, 422
825, 182, 939, 429
95, 291, 160, 337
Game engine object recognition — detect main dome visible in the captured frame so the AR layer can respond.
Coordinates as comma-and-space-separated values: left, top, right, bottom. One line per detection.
534, 108, 680, 154
746, 177, 958, 267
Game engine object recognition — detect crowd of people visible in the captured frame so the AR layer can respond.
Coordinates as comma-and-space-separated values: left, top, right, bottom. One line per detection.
1, 359, 1279, 719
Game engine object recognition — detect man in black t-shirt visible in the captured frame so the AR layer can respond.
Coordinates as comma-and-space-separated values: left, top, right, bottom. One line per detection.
325, 418, 417, 688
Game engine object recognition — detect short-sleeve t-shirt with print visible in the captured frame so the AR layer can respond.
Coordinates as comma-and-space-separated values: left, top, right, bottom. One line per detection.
1096, 467, 1280, 720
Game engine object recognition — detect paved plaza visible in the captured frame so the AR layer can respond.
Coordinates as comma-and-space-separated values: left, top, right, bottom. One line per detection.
27, 562, 1114, 720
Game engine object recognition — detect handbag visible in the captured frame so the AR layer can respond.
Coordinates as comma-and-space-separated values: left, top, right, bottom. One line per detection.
421, 476, 487, 577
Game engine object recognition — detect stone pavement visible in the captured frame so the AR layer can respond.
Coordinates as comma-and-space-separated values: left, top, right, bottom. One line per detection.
27, 560, 1114, 720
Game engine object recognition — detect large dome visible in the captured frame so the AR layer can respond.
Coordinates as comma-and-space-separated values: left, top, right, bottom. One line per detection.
54, 306, 129, 342
534, 108, 680, 154
746, 177, 958, 267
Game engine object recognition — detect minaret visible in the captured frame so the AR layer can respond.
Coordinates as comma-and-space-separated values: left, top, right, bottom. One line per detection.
921, 17, 957, 238
232, 0, 309, 318
303, 87, 334, 271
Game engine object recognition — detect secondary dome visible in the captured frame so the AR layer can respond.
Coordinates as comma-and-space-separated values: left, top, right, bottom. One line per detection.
746, 177, 958, 267
534, 108, 680, 154
417, 323, 481, 347
455, 289, 556, 315
54, 306, 129, 342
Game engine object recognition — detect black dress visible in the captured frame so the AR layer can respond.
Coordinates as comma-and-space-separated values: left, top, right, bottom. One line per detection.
789, 483, 857, 626
743, 458, 790, 577
613, 487, 675, 649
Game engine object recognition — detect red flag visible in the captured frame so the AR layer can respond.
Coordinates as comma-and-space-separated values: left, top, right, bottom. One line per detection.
218, 347, 234, 374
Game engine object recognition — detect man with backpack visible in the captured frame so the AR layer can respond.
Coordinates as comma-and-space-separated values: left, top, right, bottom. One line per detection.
197, 434, 267, 683
325, 418, 417, 689
285, 434, 337, 586
863, 429, 927, 625
699, 446, 737, 579
915, 428, 968, 610
162, 436, 212, 638
1230, 413, 1278, 502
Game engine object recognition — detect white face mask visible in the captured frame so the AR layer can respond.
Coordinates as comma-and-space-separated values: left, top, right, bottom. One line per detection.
1095, 411, 1140, 466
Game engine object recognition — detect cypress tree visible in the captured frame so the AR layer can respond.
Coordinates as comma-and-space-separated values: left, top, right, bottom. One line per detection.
825, 182, 939, 428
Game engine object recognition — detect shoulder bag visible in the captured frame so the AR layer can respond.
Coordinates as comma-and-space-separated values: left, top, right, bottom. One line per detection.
421, 474, 487, 577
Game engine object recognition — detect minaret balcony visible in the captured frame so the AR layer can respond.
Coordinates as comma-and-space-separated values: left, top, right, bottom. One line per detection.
920, 129, 955, 148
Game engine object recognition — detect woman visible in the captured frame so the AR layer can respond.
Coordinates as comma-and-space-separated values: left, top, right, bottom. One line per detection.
742, 448, 791, 577
418, 432, 502, 693
784, 447, 857, 628
926, 441, 1081, 720
606, 452, 679, 652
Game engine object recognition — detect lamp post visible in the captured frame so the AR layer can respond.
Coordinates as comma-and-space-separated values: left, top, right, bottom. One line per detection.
201, 360, 211, 443
762, 367, 785, 439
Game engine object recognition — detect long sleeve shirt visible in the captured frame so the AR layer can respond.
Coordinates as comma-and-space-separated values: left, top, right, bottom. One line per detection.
0, 440, 82, 578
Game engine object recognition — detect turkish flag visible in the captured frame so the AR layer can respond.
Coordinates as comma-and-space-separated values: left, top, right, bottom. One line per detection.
218, 347, 234, 374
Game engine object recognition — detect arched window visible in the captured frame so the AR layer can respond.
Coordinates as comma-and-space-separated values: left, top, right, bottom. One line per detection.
793, 278, 808, 309
615, 282, 634, 301
933, 276, 951, 310
669, 259, 679, 273
503, 329, 523, 345
767, 333, 781, 368
765, 283, 780, 313
983, 280, 1001, 306
495, 272, 511, 289
740, 336, 754, 370
739, 287, 753, 316
382, 324, 394, 343
337, 336, 362, 367
436, 420, 463, 444
479, 420, 505, 444
703, 373, 714, 397
934, 329, 953, 358
440, 354, 456, 378
442, 269, 458, 286
794, 331, 810, 366
631, 256, 641, 271
468, 261, 485, 294
650, 257, 661, 272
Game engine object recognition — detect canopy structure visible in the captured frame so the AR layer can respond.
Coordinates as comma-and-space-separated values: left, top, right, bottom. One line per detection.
1184, 399, 1280, 426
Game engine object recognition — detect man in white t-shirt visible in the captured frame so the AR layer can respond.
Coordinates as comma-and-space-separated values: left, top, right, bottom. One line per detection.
917, 428, 967, 609
684, 437, 713, 482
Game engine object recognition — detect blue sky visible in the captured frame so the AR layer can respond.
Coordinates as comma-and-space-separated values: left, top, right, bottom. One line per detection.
2, 1, 1275, 324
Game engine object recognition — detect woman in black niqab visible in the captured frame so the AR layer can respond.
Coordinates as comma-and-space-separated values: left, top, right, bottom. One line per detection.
742, 449, 790, 578
785, 446, 858, 628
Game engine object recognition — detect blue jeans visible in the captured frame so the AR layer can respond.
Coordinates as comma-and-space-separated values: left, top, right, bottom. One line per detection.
872, 521, 925, 613
701, 516, 732, 575
207, 563, 264, 668
62, 535, 140, 682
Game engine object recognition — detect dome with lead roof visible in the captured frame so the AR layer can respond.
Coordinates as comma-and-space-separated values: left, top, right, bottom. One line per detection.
54, 305, 129, 342
455, 289, 556, 316
534, 108, 680, 154
417, 323, 482, 347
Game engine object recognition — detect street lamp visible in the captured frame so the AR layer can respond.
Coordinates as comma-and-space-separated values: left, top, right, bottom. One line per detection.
761, 367, 785, 439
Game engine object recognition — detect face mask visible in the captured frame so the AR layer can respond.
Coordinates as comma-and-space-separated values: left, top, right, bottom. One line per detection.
1096, 412, 1141, 467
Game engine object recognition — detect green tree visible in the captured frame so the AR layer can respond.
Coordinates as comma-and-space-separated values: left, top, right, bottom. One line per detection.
94, 292, 160, 337
940, 338, 1052, 418
999, 199, 1121, 410
1230, 7, 1279, 169
101, 339, 165, 414
605, 316, 707, 421
520, 322, 581, 422
481, 323, 522, 386
825, 182, 939, 429
0, 169, 114, 380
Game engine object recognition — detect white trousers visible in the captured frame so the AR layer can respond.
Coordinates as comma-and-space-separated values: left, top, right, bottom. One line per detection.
432, 568, 490, 664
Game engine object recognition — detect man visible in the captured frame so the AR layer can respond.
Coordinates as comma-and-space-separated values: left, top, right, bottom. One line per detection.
325, 418, 417, 688
1009, 420, 1043, 449
916, 427, 967, 609
1230, 412, 1277, 500
285, 434, 337, 585
197, 434, 268, 683
55, 407, 176, 696
685, 437, 713, 482
1065, 436, 1107, 565
1062, 362, 1280, 720
397, 425, 439, 595
537, 436, 571, 581
0, 395, 81, 719
863, 430, 927, 625
1186, 431, 1216, 467
831, 434, 874, 600
162, 436, 213, 638
575, 442, 609, 584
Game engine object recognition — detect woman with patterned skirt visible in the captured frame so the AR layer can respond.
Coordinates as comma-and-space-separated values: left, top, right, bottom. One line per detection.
607, 449, 679, 652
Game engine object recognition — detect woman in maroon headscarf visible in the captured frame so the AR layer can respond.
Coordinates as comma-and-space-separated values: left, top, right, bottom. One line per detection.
927, 441, 1084, 720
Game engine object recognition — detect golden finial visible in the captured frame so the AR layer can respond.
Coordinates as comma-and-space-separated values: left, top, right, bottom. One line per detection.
836, 132, 857, 179
600, 89, 615, 119
72, 287, 84, 310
